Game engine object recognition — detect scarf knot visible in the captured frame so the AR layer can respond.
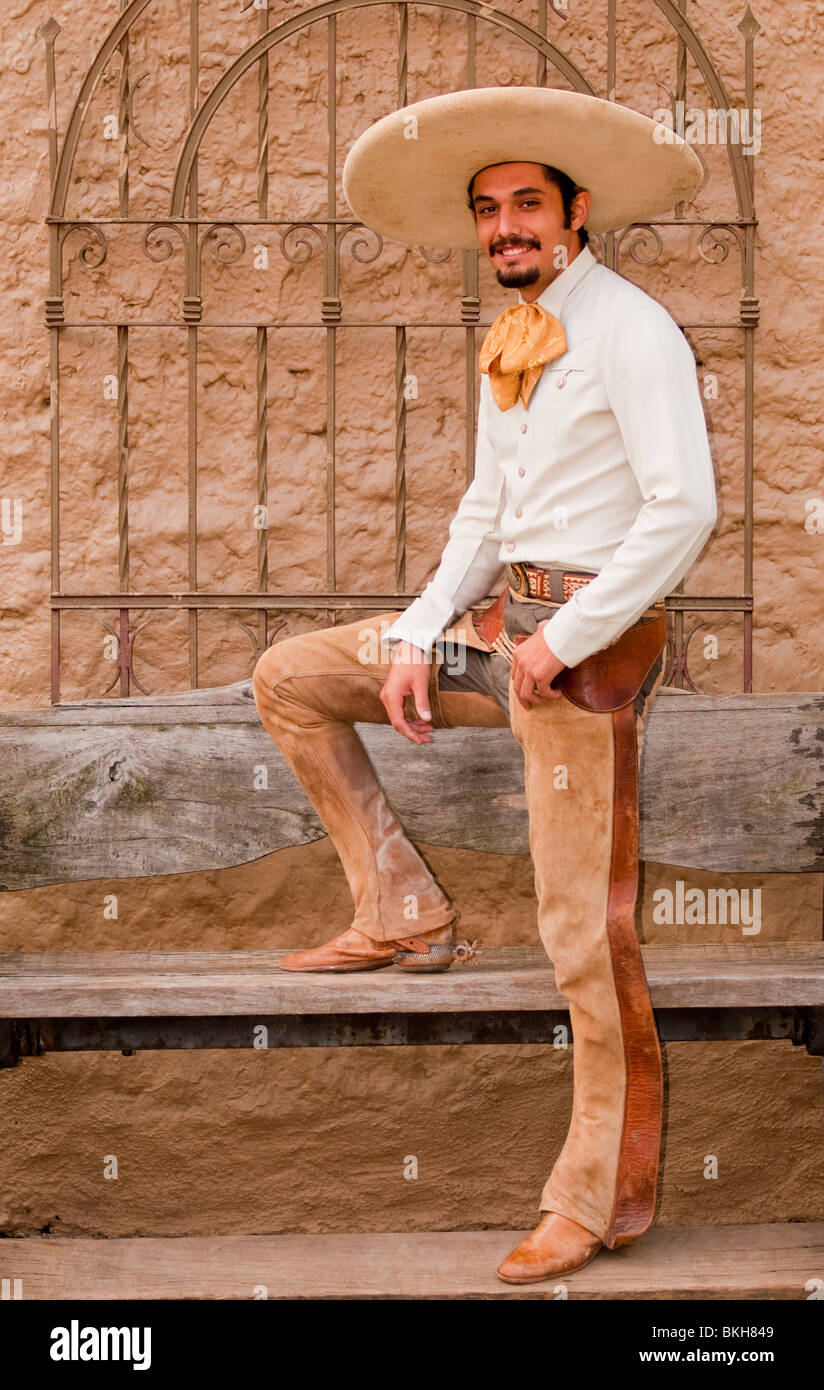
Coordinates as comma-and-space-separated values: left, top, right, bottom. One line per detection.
479, 302, 567, 410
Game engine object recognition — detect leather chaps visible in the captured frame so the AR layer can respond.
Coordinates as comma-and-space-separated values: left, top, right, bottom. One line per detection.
480, 591, 667, 1247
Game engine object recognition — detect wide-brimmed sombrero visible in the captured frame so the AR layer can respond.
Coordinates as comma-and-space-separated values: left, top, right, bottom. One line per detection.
342, 86, 703, 248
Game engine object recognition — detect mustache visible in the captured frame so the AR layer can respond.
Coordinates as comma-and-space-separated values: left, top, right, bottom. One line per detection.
491, 238, 541, 252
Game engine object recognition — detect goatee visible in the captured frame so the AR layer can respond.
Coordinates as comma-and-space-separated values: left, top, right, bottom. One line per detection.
495, 263, 541, 288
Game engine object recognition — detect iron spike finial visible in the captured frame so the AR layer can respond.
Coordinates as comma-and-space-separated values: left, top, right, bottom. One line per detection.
738, 7, 762, 39
37, 16, 62, 43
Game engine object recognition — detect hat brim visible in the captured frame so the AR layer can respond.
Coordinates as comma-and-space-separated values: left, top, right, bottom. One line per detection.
342, 87, 704, 247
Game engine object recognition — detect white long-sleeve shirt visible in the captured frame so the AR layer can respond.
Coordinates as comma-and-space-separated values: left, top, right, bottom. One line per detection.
386, 243, 717, 669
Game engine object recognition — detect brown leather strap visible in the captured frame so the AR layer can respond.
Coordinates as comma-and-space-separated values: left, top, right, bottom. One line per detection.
394, 935, 437, 953
602, 701, 664, 1248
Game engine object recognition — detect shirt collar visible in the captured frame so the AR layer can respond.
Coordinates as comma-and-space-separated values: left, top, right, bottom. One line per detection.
516, 243, 597, 316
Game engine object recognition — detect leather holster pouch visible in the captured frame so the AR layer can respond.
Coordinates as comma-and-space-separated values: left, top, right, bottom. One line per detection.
471, 588, 667, 714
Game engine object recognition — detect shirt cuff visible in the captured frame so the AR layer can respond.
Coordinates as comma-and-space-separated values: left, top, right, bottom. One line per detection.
385, 590, 455, 656
540, 600, 616, 669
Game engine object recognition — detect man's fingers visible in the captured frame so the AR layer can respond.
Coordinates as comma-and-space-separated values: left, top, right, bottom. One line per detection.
411, 669, 432, 722
511, 664, 562, 706
380, 677, 434, 744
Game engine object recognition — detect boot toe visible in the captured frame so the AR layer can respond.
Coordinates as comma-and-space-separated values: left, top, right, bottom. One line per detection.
496, 1214, 603, 1283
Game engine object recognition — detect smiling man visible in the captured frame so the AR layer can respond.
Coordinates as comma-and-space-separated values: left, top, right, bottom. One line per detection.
252, 87, 717, 1283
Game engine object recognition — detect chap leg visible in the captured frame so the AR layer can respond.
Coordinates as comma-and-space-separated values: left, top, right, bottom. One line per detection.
252, 613, 508, 942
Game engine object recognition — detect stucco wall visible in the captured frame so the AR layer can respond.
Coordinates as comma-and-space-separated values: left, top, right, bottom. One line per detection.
1, 0, 822, 1240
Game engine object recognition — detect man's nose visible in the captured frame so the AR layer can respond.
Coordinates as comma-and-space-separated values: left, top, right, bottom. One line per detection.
495, 208, 525, 240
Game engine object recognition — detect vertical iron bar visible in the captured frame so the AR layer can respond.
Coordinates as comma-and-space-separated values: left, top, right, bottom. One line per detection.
41, 17, 62, 702
118, 0, 130, 218
117, 4, 131, 694
674, 0, 687, 220
39, 18, 60, 183
49, 320, 61, 704
397, 2, 408, 105
463, 266, 479, 487
325, 15, 338, 599
670, 0, 688, 683
394, 326, 407, 591
394, 6, 409, 591
256, 327, 269, 597
117, 324, 130, 694
536, 0, 547, 87
740, 7, 759, 198
187, 0, 200, 686
742, 242, 755, 694
257, 2, 271, 652
604, 0, 617, 271
463, 11, 478, 483
118, 608, 131, 697
187, 327, 198, 685
739, 7, 761, 692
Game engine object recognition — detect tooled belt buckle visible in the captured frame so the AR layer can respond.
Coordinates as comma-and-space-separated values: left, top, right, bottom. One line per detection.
508, 562, 528, 595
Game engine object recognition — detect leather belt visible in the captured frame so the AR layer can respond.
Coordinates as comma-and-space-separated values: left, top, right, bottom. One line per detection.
507, 561, 594, 603
507, 561, 666, 610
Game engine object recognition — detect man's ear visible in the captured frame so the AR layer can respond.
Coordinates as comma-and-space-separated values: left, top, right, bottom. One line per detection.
570, 189, 592, 231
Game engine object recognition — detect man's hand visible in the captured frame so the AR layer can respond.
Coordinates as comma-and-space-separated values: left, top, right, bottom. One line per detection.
379, 640, 435, 744
511, 621, 566, 709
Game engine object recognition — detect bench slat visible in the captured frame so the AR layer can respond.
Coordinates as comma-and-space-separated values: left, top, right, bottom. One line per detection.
1, 944, 823, 1017
1, 686, 822, 887
3, 1223, 823, 1299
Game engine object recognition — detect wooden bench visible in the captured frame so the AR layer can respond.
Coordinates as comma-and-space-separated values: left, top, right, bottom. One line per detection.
1, 682, 823, 1297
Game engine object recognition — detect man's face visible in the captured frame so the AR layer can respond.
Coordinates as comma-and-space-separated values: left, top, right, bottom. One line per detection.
469, 162, 590, 300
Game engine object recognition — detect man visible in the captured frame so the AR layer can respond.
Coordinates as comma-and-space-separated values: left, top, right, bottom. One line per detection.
252, 87, 717, 1282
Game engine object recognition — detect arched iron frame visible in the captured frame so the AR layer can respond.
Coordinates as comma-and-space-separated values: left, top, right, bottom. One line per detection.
39, 0, 761, 700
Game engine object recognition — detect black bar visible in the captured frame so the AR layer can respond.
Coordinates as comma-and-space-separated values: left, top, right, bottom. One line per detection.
0, 1006, 815, 1063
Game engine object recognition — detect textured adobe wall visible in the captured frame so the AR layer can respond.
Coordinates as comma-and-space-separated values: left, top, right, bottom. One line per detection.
0, 0, 822, 1240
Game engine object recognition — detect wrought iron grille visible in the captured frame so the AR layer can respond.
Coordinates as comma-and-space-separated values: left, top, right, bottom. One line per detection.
39, 0, 760, 701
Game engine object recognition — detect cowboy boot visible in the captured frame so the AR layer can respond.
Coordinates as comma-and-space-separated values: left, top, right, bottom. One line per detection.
279, 920, 456, 974
496, 1213, 603, 1284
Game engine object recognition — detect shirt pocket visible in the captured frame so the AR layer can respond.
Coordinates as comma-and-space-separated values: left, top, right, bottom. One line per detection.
543, 365, 590, 392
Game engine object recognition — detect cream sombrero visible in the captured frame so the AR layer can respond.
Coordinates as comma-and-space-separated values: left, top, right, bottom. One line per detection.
342, 86, 703, 248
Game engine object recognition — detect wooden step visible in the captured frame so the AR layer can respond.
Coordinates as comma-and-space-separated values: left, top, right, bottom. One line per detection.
2, 1223, 822, 1299
2, 944, 823, 1017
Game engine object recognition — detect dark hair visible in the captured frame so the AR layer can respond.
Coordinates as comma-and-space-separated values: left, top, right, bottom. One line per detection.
467, 163, 589, 247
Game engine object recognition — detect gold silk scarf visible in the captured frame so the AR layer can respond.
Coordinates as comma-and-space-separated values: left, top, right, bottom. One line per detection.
479, 302, 567, 411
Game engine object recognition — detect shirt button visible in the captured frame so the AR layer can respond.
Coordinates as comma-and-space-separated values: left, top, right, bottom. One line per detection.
514, 507, 523, 518
505, 542, 515, 552
520, 423, 527, 433
518, 467, 526, 477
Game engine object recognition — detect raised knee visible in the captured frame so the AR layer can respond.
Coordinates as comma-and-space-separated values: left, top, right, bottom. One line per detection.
252, 629, 328, 705
252, 642, 284, 696
252, 635, 304, 704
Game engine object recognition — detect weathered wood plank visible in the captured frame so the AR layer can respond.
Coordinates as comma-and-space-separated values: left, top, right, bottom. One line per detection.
3, 1223, 823, 1299
0, 685, 821, 887
1, 945, 822, 1017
